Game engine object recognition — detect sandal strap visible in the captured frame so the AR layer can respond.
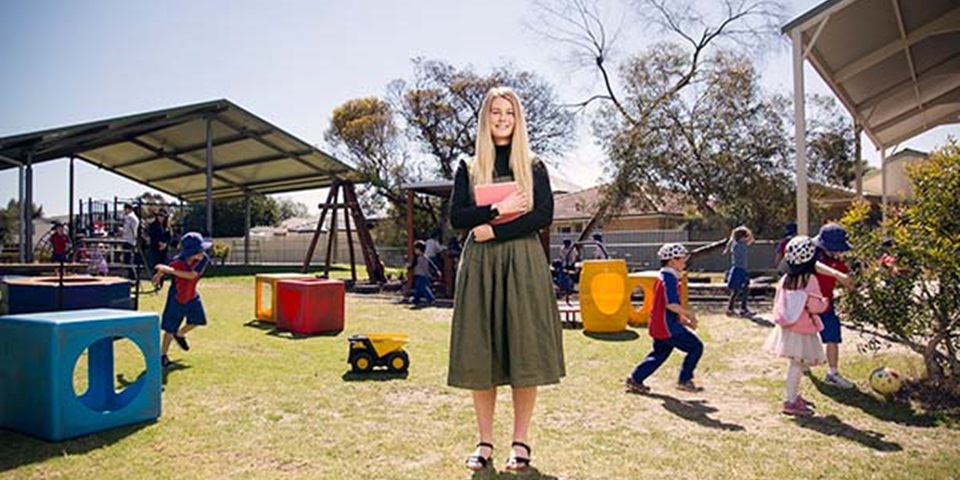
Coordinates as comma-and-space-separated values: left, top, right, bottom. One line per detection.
476, 441, 494, 449
511, 441, 531, 455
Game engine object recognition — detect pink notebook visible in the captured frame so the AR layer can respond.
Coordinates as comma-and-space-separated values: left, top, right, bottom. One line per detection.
475, 182, 522, 225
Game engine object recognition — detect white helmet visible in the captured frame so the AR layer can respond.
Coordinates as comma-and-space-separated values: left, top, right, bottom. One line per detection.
658, 243, 689, 260
784, 235, 818, 265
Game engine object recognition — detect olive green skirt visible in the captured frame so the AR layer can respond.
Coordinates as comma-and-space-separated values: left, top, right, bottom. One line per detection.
447, 233, 565, 390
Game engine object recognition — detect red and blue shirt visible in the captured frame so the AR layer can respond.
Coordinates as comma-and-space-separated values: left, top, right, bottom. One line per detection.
50, 232, 71, 255
815, 255, 848, 301
168, 254, 209, 304
648, 267, 683, 340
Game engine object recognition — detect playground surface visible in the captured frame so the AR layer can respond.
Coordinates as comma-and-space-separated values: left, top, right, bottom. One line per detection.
1, 276, 958, 480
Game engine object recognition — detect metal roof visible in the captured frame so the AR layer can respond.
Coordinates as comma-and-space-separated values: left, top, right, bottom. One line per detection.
0, 99, 361, 202
783, 0, 960, 149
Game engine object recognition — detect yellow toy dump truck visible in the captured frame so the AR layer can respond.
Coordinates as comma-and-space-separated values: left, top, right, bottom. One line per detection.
347, 333, 410, 373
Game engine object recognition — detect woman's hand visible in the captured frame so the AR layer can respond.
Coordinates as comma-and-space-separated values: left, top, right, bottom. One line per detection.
471, 224, 495, 243
494, 191, 529, 215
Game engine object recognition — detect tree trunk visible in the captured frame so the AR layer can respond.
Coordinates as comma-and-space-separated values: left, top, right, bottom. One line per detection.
924, 332, 947, 381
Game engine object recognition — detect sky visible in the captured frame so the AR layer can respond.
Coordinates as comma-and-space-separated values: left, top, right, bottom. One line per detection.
1, 0, 955, 216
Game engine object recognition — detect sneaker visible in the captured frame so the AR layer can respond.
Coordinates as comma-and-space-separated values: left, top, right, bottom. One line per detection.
624, 377, 650, 394
725, 309, 738, 317
824, 372, 855, 389
739, 309, 755, 318
174, 334, 190, 351
782, 399, 814, 417
161, 355, 172, 368
796, 395, 816, 409
676, 380, 704, 392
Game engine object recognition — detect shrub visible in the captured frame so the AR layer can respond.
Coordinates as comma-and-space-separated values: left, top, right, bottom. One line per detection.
840, 141, 960, 387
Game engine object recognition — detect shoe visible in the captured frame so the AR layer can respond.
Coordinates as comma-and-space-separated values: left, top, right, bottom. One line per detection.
625, 377, 650, 394
782, 399, 814, 417
796, 395, 816, 409
739, 309, 755, 318
725, 309, 737, 317
161, 355, 172, 368
505, 441, 531, 471
824, 372, 855, 389
465, 442, 493, 471
174, 334, 190, 351
676, 380, 704, 392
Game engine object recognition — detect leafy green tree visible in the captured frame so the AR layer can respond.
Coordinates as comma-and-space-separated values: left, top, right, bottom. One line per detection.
277, 198, 309, 221
0, 199, 43, 245
841, 141, 960, 387
194, 195, 280, 237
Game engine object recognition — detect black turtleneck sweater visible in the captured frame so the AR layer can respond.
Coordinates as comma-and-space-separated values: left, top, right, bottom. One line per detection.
449, 144, 553, 241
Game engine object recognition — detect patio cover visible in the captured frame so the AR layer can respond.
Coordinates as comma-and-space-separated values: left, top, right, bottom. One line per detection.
783, 0, 960, 233
0, 99, 360, 201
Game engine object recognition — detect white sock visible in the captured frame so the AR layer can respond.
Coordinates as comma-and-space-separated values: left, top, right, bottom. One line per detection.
786, 361, 803, 402
828, 367, 838, 376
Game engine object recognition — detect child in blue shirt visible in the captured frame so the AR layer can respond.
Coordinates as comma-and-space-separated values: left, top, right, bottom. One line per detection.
625, 243, 704, 393
724, 225, 754, 317
152, 232, 211, 368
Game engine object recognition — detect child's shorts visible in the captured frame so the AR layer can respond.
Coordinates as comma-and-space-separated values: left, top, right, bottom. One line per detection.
161, 296, 207, 334
725, 266, 749, 290
819, 306, 842, 343
51, 252, 69, 263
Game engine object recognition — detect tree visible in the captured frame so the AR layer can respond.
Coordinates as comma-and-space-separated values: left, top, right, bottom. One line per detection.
200, 195, 280, 237
0, 199, 43, 245
325, 59, 577, 243
277, 198, 309, 221
841, 141, 960, 388
533, 0, 786, 235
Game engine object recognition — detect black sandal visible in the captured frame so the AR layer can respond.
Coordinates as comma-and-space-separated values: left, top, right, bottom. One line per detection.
465, 442, 493, 471
505, 441, 531, 470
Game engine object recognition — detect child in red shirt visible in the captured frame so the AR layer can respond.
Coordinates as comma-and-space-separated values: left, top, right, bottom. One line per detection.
813, 223, 855, 389
152, 232, 211, 368
49, 222, 71, 263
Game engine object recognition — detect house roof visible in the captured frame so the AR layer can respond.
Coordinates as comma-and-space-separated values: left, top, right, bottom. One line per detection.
0, 99, 361, 202
783, 0, 960, 149
553, 185, 691, 221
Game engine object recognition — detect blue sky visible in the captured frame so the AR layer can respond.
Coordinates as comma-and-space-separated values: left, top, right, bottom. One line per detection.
1, 0, 954, 216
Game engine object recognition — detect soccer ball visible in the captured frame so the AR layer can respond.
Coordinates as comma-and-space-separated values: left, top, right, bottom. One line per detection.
869, 366, 902, 396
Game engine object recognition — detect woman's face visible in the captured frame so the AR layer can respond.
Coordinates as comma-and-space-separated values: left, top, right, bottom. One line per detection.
489, 97, 515, 145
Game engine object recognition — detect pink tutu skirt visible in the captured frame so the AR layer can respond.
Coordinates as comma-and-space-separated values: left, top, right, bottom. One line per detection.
763, 326, 826, 366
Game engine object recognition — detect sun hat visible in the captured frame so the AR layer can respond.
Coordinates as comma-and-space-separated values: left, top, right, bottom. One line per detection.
784, 235, 820, 275
658, 243, 689, 260
177, 232, 212, 259
814, 223, 852, 252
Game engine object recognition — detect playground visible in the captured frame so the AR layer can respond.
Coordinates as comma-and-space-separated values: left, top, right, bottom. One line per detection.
1, 274, 958, 480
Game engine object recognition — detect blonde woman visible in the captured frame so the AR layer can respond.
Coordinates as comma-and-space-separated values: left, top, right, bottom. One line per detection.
447, 87, 565, 472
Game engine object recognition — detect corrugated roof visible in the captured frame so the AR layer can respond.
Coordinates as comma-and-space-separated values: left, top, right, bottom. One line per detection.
0, 99, 361, 202
783, 0, 960, 149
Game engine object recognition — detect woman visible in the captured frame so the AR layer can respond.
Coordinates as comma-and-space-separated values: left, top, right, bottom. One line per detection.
448, 87, 565, 471
148, 209, 172, 271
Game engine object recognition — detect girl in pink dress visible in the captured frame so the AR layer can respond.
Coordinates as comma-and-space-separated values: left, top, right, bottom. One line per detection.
764, 235, 828, 417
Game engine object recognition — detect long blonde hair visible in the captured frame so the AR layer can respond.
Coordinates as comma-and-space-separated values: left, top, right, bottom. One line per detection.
469, 87, 536, 213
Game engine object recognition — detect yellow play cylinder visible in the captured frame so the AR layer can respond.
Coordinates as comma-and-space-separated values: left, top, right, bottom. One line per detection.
579, 259, 631, 332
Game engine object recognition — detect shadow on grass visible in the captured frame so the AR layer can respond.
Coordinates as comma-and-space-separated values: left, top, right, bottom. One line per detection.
583, 330, 640, 342
738, 312, 775, 328
266, 329, 342, 340
469, 466, 559, 479
792, 414, 902, 451
243, 319, 274, 331
161, 362, 192, 386
640, 392, 745, 432
0, 422, 152, 472
808, 374, 937, 427
341, 370, 409, 382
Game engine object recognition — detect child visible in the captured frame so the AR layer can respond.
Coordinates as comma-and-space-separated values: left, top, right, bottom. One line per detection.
625, 243, 703, 393
73, 234, 90, 263
764, 235, 828, 416
49, 222, 71, 263
813, 223, 855, 388
774, 222, 798, 275
409, 240, 436, 307
724, 225, 754, 317
153, 232, 211, 368
89, 243, 109, 276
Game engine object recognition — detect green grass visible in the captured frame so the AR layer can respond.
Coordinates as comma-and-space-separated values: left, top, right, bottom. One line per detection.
2, 277, 958, 479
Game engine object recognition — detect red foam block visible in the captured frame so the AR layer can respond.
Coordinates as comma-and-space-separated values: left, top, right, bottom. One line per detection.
275, 279, 345, 335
